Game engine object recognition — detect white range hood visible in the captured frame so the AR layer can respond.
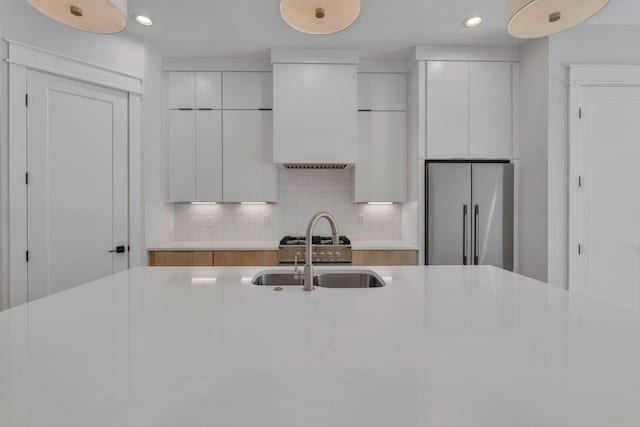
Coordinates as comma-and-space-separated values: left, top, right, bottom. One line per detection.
272, 49, 358, 168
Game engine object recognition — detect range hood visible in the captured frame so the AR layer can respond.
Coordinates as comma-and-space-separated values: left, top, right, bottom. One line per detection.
272, 49, 358, 167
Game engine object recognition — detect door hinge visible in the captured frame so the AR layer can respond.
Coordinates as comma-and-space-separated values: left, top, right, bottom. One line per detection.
578, 107, 582, 119
25, 94, 29, 107
578, 244, 582, 255
26, 251, 29, 262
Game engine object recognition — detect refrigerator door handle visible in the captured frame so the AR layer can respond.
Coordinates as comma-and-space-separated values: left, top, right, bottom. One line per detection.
462, 205, 468, 265
474, 205, 480, 265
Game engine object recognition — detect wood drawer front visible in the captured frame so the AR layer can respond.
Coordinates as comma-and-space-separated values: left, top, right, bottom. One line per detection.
213, 251, 278, 267
352, 250, 418, 266
148, 251, 213, 266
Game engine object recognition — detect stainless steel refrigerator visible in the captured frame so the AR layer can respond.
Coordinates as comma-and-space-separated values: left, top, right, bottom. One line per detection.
426, 161, 514, 270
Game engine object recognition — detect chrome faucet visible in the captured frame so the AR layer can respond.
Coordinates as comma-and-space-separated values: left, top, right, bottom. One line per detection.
303, 212, 339, 291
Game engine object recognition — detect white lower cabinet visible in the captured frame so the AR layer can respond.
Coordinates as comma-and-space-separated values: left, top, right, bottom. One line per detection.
169, 110, 222, 202
355, 111, 407, 203
222, 110, 278, 203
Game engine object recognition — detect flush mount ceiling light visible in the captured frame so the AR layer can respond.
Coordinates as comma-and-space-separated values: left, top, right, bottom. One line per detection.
280, 0, 361, 35
507, 0, 609, 39
27, 0, 127, 33
465, 16, 483, 27
135, 15, 152, 26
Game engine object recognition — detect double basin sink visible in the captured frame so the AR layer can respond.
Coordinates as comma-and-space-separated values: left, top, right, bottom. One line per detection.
252, 270, 385, 288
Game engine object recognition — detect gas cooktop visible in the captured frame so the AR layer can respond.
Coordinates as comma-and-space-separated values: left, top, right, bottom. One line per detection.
279, 235, 351, 246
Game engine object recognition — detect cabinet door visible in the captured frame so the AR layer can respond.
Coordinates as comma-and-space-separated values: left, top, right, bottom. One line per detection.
168, 72, 195, 109
223, 110, 278, 202
223, 72, 273, 109
169, 110, 196, 202
426, 62, 469, 159
195, 72, 222, 109
358, 73, 407, 111
355, 112, 407, 202
195, 111, 223, 201
469, 62, 512, 159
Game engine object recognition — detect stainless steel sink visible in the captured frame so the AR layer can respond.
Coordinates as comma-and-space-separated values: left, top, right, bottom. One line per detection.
251, 270, 385, 288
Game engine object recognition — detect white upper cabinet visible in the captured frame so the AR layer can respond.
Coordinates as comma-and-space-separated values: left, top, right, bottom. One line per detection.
195, 72, 222, 109
358, 73, 407, 111
169, 110, 196, 201
469, 62, 512, 159
195, 111, 223, 201
223, 110, 278, 203
223, 72, 273, 110
355, 111, 407, 203
426, 61, 469, 159
167, 72, 222, 109
426, 61, 513, 159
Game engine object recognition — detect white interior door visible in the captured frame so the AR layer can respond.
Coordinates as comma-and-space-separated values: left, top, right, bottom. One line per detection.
26, 70, 129, 301
571, 86, 640, 311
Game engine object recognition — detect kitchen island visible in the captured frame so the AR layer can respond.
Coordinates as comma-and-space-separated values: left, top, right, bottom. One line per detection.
1, 266, 639, 427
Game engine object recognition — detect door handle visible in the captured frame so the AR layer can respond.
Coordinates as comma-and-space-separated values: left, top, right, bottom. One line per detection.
109, 245, 126, 254
462, 205, 468, 265
474, 205, 479, 265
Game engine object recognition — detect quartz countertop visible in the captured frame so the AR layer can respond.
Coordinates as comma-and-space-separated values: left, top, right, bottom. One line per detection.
147, 240, 419, 251
1, 265, 639, 427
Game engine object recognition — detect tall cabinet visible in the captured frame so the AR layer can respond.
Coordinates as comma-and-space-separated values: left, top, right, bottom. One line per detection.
426, 61, 513, 159
167, 71, 277, 203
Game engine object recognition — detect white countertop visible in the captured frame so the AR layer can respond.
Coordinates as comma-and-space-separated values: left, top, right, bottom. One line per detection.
147, 240, 419, 251
2, 265, 639, 427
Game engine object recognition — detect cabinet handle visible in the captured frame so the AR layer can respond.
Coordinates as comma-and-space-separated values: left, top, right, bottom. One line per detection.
109, 245, 127, 254
258, 108, 273, 111
462, 205, 468, 265
197, 108, 213, 111
474, 205, 479, 265
176, 108, 193, 111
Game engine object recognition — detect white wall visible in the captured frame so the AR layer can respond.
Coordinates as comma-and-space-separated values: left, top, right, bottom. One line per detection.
174, 169, 404, 242
0, 0, 169, 309
518, 38, 549, 282
547, 24, 640, 288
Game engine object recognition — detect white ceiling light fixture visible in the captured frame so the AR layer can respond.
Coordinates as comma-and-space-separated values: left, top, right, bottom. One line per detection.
280, 0, 361, 35
135, 15, 152, 26
507, 0, 609, 39
27, 0, 127, 33
464, 16, 483, 27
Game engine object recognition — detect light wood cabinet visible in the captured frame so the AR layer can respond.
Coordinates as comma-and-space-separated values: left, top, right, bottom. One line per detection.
355, 111, 407, 203
148, 250, 278, 267
358, 73, 407, 111
426, 61, 513, 160
222, 110, 278, 203
222, 72, 273, 110
213, 251, 278, 266
148, 251, 214, 266
352, 250, 418, 266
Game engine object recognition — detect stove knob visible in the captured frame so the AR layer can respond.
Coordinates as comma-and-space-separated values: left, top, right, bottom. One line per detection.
326, 252, 333, 257
335, 251, 341, 257
296, 252, 302, 257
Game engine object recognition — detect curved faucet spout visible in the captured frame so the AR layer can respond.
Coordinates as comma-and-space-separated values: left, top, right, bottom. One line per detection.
304, 212, 339, 291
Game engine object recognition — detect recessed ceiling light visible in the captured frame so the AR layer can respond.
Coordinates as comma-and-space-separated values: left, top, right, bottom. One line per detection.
135, 15, 152, 26
465, 16, 483, 27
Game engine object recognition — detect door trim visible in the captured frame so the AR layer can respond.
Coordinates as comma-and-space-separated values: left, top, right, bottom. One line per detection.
568, 65, 640, 292
5, 42, 144, 308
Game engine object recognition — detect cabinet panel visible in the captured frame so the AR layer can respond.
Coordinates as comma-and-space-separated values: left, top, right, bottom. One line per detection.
358, 73, 407, 111
195, 72, 222, 109
355, 112, 407, 202
148, 251, 214, 266
213, 251, 279, 266
223, 72, 273, 109
223, 110, 278, 202
352, 250, 418, 266
195, 111, 223, 201
168, 72, 195, 109
426, 62, 469, 159
169, 110, 196, 202
469, 62, 512, 159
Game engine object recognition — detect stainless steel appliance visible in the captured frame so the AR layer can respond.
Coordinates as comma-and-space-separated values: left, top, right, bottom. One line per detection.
279, 235, 352, 265
426, 161, 514, 270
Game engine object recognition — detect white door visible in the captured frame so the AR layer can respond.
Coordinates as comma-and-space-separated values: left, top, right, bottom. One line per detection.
26, 70, 129, 301
571, 86, 640, 311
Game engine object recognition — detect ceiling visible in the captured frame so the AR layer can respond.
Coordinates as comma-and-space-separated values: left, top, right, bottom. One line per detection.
125, 0, 521, 59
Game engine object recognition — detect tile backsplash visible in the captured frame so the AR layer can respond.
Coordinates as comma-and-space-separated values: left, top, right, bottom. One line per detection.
174, 169, 403, 241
